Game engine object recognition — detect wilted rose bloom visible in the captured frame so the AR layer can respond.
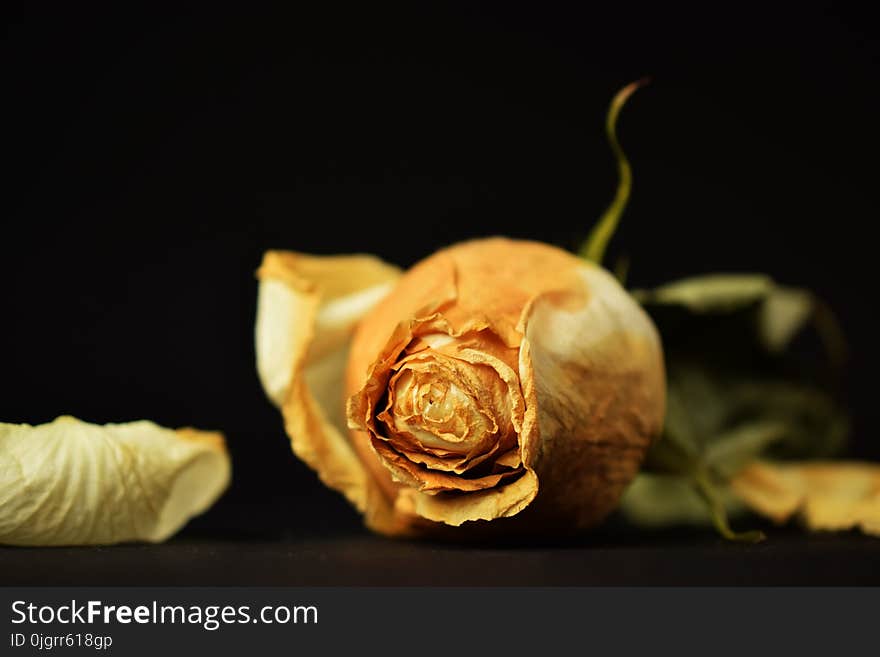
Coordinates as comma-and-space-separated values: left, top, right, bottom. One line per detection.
256, 237, 665, 536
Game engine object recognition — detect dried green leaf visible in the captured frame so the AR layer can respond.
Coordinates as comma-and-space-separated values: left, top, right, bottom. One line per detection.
620, 473, 746, 527
632, 274, 774, 313
629, 273, 848, 541
704, 420, 789, 479
759, 286, 813, 353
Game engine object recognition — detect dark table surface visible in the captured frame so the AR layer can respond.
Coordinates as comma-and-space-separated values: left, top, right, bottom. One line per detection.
2, 506, 877, 586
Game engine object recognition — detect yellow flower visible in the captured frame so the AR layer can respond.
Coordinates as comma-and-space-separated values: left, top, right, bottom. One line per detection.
256, 237, 665, 536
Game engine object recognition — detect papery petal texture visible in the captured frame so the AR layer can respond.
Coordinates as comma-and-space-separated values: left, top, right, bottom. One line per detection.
0, 416, 229, 546
345, 237, 665, 534
731, 461, 880, 536
254, 250, 409, 533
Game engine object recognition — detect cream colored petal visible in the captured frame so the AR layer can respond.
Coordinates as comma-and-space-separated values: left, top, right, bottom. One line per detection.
731, 461, 880, 536
256, 251, 401, 406
0, 416, 229, 546
520, 262, 666, 531
254, 250, 405, 533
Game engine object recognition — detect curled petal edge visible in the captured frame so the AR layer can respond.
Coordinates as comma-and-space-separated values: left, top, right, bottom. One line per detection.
255, 250, 411, 534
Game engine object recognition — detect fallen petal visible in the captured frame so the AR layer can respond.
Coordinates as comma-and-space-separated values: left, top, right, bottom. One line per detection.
731, 461, 880, 536
0, 416, 230, 546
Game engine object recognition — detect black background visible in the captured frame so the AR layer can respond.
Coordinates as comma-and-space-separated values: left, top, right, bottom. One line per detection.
4, 4, 879, 541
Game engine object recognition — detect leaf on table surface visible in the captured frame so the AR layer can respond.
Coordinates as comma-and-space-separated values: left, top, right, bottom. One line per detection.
620, 473, 747, 527
624, 273, 850, 540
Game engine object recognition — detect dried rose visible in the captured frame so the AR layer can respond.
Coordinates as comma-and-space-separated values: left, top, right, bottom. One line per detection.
256, 238, 665, 536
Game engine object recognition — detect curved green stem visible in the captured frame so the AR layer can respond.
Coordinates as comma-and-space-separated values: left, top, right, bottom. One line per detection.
579, 78, 649, 264
692, 468, 765, 544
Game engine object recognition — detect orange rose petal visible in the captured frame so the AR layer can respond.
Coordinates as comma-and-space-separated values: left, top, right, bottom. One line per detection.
493, 448, 522, 470
370, 324, 527, 481
731, 461, 880, 536
394, 470, 540, 527
370, 436, 523, 493
393, 436, 519, 476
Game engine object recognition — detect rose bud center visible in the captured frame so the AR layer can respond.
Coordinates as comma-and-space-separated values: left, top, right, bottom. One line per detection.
372, 330, 525, 483
390, 367, 496, 454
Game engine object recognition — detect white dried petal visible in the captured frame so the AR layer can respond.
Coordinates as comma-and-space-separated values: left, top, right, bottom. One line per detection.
0, 416, 230, 546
